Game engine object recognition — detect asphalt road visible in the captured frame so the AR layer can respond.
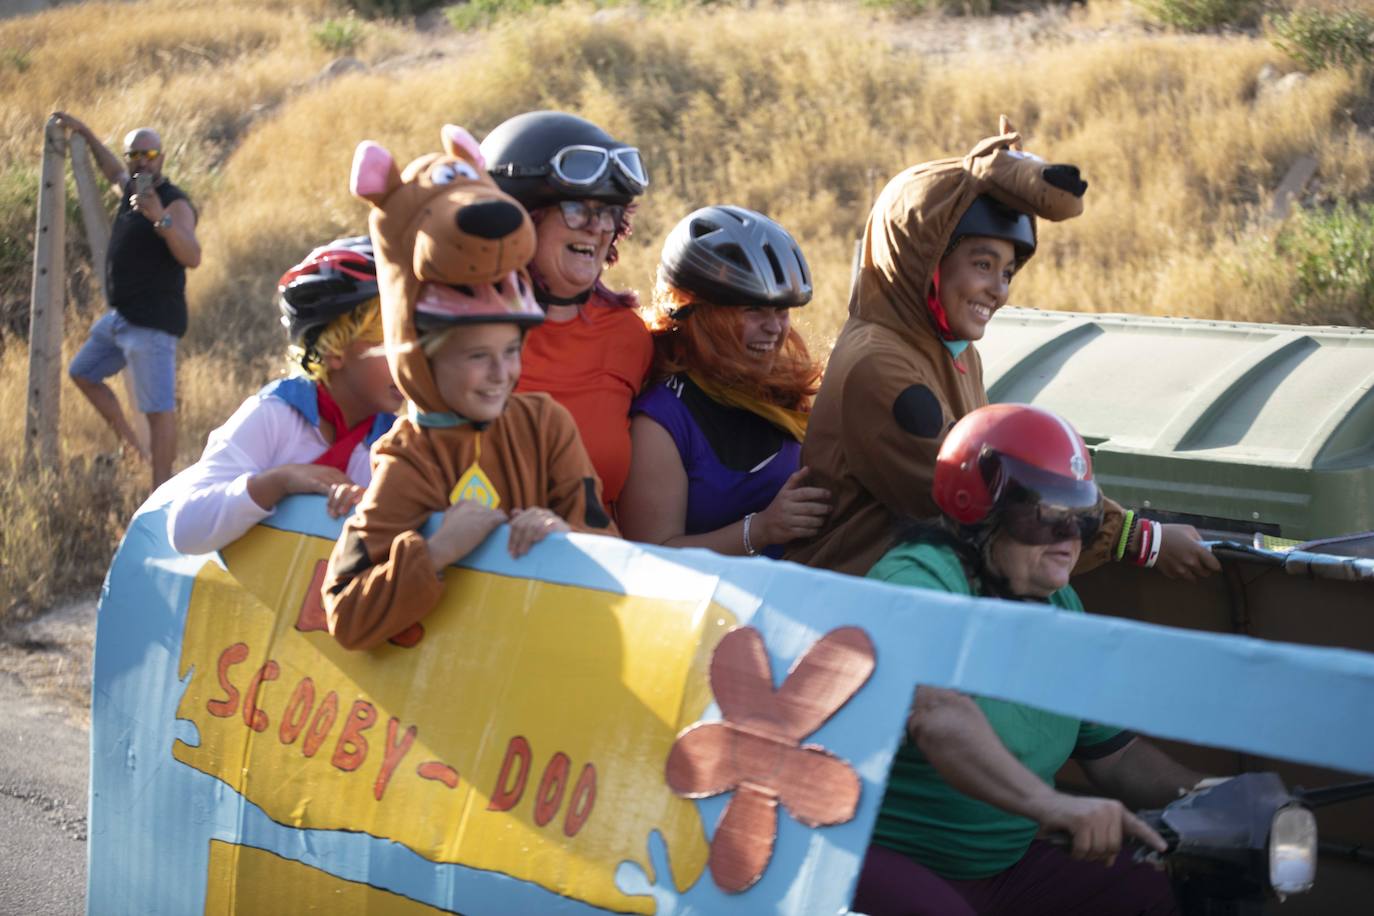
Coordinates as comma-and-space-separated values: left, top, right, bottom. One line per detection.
0, 678, 87, 915
0, 599, 93, 916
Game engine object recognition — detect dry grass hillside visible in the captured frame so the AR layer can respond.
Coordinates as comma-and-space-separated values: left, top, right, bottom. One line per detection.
1, 0, 1371, 615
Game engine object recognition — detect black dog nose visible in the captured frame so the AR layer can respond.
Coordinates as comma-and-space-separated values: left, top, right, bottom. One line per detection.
456, 200, 525, 239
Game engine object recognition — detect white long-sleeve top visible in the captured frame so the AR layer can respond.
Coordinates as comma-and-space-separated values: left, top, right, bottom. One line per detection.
163, 377, 395, 555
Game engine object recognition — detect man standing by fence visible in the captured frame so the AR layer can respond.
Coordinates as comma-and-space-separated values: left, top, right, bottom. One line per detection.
53, 112, 200, 489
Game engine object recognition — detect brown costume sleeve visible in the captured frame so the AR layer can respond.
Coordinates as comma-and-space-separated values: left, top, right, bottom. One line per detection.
1076, 495, 1125, 574
840, 351, 961, 523
322, 430, 451, 651
541, 400, 619, 537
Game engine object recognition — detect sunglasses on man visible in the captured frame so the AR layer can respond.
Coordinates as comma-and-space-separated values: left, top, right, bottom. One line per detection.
556, 200, 625, 233
124, 148, 161, 161
494, 145, 648, 196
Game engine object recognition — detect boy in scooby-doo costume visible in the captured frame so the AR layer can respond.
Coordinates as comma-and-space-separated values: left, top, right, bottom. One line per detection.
322, 126, 615, 651
786, 122, 1220, 583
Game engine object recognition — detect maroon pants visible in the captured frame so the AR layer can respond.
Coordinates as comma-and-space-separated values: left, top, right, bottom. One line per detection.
852, 841, 1178, 916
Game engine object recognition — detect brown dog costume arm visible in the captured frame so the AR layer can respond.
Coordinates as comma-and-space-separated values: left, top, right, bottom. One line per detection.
1076, 495, 1125, 574
841, 346, 986, 527
322, 435, 452, 651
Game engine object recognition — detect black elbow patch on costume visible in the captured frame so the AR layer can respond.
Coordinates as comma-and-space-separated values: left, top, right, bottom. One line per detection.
327, 529, 374, 596
892, 384, 945, 438
1072, 729, 1137, 761
582, 478, 611, 529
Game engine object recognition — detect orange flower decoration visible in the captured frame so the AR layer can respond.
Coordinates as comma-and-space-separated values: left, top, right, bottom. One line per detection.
665, 625, 876, 893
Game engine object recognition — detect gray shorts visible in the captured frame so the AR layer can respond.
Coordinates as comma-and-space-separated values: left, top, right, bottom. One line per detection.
69, 310, 177, 414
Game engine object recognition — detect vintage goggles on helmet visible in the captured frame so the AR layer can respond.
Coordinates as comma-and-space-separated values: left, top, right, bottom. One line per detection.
496, 145, 648, 195
987, 453, 1103, 546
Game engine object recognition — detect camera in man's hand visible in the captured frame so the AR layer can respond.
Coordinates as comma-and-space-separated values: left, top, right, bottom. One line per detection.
133, 171, 154, 195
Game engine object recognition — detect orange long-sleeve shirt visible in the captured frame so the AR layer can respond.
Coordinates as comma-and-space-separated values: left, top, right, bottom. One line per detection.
515, 291, 652, 514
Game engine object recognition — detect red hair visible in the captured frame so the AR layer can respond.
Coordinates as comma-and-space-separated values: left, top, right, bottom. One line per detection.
643, 279, 820, 411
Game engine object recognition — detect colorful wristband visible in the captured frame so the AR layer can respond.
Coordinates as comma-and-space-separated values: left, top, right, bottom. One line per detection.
1145, 521, 1164, 569
1134, 518, 1153, 567
1115, 509, 1136, 562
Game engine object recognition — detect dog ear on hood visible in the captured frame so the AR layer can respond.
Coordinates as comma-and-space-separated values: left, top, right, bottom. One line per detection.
441, 124, 486, 171
966, 115, 1087, 223
351, 141, 402, 207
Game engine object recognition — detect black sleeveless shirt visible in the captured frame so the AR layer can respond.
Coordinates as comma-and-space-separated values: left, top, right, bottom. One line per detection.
106, 177, 193, 337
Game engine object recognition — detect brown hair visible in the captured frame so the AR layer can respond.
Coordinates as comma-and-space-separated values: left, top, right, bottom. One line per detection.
643, 278, 820, 411
528, 203, 641, 309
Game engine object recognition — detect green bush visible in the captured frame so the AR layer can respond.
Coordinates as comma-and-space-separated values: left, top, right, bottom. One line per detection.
445, 0, 729, 30
1278, 202, 1374, 326
312, 16, 366, 54
1270, 7, 1374, 70
446, 0, 560, 30
342, 0, 450, 17
1135, 0, 1265, 31
859, 0, 1043, 14
3, 49, 31, 73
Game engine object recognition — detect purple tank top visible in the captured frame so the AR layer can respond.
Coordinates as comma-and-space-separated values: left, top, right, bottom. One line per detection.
632, 375, 801, 559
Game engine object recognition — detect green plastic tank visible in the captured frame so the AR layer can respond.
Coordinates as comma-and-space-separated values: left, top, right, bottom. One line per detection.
979, 309, 1374, 540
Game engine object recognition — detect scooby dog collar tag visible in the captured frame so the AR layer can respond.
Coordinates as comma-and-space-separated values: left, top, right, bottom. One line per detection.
449, 433, 501, 509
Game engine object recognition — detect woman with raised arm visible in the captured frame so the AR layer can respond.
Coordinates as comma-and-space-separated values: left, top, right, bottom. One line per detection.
785, 123, 1219, 585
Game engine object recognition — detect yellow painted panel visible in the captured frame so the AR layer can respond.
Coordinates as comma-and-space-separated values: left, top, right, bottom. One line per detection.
175, 526, 735, 914
204, 839, 455, 914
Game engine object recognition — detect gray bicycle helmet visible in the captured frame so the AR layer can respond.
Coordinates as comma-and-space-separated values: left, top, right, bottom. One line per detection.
659, 206, 812, 309
948, 195, 1036, 264
480, 111, 648, 211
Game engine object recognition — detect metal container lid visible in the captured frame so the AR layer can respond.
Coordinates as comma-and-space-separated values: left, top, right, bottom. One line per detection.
979, 309, 1374, 539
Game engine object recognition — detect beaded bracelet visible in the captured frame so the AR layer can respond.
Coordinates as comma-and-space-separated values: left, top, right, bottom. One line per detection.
742, 512, 759, 556
1114, 509, 1136, 562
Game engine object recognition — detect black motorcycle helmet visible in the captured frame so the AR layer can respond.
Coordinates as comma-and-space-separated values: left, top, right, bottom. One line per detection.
659, 206, 812, 310
480, 111, 648, 211
947, 195, 1036, 265
277, 236, 379, 352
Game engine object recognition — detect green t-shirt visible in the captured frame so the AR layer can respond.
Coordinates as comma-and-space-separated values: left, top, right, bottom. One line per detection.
866, 539, 1128, 880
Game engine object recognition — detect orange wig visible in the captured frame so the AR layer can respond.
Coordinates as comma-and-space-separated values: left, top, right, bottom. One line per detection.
643, 278, 821, 412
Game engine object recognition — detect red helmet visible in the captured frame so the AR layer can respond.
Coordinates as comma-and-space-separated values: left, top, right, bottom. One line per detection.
934, 404, 1103, 545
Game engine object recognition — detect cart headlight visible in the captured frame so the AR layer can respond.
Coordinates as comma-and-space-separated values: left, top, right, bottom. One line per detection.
1268, 804, 1317, 897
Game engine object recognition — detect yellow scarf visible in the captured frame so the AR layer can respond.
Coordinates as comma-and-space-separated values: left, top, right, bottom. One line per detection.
687, 372, 809, 443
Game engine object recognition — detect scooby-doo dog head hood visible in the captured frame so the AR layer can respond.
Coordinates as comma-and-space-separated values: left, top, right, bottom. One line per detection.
852, 119, 1088, 344
351, 124, 540, 414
